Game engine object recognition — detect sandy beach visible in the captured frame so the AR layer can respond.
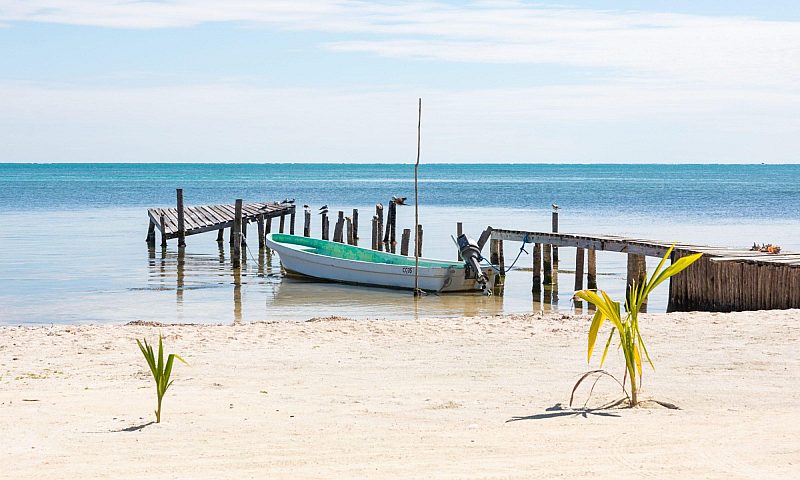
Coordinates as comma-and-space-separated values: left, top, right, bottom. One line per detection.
2, 310, 799, 479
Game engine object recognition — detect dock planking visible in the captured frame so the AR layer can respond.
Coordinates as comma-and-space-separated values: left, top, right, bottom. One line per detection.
148, 202, 295, 240
492, 228, 800, 312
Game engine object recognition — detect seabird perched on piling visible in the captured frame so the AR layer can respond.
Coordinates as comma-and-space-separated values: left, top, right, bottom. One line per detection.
318, 207, 328, 215
319, 205, 328, 211
392, 196, 407, 205
281, 198, 295, 204
552, 203, 560, 210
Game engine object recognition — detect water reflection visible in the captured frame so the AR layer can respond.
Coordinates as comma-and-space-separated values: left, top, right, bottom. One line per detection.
142, 240, 631, 325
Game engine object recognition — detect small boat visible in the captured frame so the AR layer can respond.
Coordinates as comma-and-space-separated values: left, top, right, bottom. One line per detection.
265, 233, 495, 292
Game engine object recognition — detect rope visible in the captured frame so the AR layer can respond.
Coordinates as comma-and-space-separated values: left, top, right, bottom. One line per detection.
481, 233, 530, 273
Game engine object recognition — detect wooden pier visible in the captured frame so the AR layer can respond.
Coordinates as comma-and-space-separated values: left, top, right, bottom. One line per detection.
146, 189, 296, 249
490, 228, 800, 312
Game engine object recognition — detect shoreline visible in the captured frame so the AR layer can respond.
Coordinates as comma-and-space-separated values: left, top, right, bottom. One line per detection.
3, 310, 799, 479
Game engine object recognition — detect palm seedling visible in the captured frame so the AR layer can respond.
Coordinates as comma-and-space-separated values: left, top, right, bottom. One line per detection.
573, 245, 702, 406
137, 335, 188, 423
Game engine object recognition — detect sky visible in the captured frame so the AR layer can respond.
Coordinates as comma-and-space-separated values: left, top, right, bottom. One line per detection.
0, 1, 798, 164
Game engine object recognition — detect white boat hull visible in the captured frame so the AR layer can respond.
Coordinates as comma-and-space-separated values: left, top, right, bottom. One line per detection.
266, 235, 494, 293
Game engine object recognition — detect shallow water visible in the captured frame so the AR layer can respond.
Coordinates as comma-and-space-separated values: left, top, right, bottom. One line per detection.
1, 164, 798, 325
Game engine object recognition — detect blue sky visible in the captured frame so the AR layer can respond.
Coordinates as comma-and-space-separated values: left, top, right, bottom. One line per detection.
1, 1, 798, 163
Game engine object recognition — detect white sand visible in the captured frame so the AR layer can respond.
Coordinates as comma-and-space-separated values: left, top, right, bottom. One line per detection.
2, 310, 799, 479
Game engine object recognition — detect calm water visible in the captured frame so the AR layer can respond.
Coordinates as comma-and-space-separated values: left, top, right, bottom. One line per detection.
1, 163, 798, 325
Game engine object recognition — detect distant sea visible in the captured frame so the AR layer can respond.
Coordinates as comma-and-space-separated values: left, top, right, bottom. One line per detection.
2, 163, 798, 325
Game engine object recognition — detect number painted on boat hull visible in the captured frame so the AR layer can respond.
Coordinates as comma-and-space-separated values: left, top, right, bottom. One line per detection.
402, 267, 414, 274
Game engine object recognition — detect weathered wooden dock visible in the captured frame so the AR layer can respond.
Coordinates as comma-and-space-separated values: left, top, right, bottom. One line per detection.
145, 189, 296, 250
490, 227, 800, 312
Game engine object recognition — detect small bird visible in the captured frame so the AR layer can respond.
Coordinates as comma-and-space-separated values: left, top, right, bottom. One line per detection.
552, 203, 560, 210
392, 196, 407, 205
318, 208, 328, 215
303, 204, 309, 209
318, 205, 328, 211
281, 198, 295, 204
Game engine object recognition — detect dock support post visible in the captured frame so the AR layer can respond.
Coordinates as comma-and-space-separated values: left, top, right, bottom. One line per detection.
532, 243, 542, 293
352, 209, 359, 245
456, 222, 463, 260
415, 224, 423, 257
216, 228, 224, 243
587, 249, 597, 290
400, 228, 410, 255
551, 207, 559, 264
289, 208, 296, 235
346, 216, 354, 245
376, 204, 384, 251
279, 214, 285, 233
257, 214, 265, 247
574, 248, 585, 291
303, 210, 311, 237
321, 212, 329, 240
176, 188, 186, 247
371, 216, 379, 250
233, 199, 243, 269
146, 220, 156, 245
627, 253, 647, 311
543, 244, 553, 285
383, 201, 396, 253
333, 211, 344, 243
159, 215, 167, 248
490, 239, 505, 295
241, 220, 247, 246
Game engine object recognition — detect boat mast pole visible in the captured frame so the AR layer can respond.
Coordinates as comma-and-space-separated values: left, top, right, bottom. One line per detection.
414, 98, 422, 296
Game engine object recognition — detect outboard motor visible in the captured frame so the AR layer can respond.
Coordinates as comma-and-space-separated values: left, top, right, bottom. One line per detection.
457, 234, 488, 287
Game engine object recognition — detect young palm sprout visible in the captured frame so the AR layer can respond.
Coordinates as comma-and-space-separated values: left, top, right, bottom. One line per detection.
574, 245, 702, 406
137, 335, 188, 423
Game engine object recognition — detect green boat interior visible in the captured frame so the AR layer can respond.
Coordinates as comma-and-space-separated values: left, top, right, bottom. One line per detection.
270, 234, 465, 269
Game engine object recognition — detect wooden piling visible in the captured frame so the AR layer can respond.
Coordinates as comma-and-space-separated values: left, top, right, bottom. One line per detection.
587, 248, 597, 290
490, 239, 505, 295
383, 202, 397, 252
574, 248, 585, 291
159, 215, 167, 248
303, 210, 311, 237
456, 222, 463, 260
415, 224, 423, 257
400, 228, 411, 255
532, 243, 542, 293
176, 188, 186, 247
257, 214, 265, 248
376, 204, 384, 251
241, 221, 247, 246
346, 216, 354, 245
551, 208, 558, 264
543, 244, 553, 285
146, 220, 156, 244
371, 215, 378, 250
233, 199, 242, 268
265, 216, 272, 235
289, 209, 296, 235
321, 212, 329, 240
352, 209, 359, 245
333, 211, 344, 243
216, 227, 224, 243
279, 214, 285, 233
626, 253, 647, 310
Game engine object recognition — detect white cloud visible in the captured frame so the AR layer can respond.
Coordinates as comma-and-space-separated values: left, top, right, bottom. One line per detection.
0, 1, 798, 89
1, 81, 797, 163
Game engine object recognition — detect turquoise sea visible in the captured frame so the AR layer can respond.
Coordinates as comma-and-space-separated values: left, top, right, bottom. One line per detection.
1, 163, 799, 325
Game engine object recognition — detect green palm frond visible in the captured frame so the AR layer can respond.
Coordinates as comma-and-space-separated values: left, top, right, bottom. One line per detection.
573, 244, 701, 406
